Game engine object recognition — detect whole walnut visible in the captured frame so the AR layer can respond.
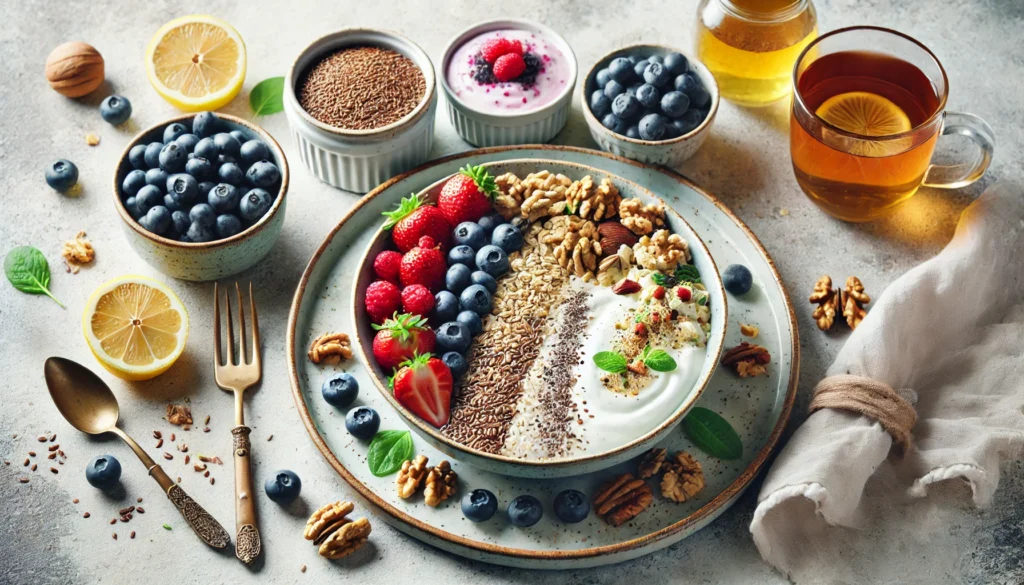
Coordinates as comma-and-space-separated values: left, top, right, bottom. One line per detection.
45, 42, 105, 98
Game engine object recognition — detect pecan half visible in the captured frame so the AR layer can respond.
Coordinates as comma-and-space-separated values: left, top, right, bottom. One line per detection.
318, 517, 371, 560
396, 455, 429, 499
308, 332, 353, 365
304, 501, 355, 542
721, 342, 770, 378
593, 473, 653, 527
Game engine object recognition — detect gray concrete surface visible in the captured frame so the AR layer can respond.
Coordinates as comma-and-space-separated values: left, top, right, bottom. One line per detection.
2, 1, 1022, 584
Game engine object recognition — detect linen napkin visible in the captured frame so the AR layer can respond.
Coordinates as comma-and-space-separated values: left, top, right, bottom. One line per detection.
749, 181, 1024, 577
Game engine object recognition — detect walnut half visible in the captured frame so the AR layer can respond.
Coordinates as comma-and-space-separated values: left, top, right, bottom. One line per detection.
61, 231, 94, 273
619, 198, 666, 236
637, 447, 666, 479
396, 455, 429, 499
593, 473, 653, 527
423, 460, 457, 507
660, 451, 705, 503
308, 332, 353, 365
842, 276, 870, 330
566, 175, 621, 221
721, 342, 771, 378
809, 275, 839, 331
318, 517, 371, 560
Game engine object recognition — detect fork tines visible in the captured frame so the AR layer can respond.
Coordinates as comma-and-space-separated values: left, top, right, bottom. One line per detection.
213, 282, 262, 369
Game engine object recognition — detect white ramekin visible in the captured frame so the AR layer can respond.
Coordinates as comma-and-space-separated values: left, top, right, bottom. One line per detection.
284, 28, 437, 193
439, 19, 577, 147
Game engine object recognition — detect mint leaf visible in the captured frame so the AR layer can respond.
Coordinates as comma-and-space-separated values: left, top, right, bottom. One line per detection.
367, 430, 413, 476
651, 272, 674, 287
674, 264, 701, 285
5, 246, 63, 307
249, 77, 285, 116
682, 407, 742, 460
593, 351, 627, 374
643, 349, 676, 372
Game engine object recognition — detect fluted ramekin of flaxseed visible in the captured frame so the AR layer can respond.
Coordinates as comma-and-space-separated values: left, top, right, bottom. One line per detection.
283, 29, 437, 192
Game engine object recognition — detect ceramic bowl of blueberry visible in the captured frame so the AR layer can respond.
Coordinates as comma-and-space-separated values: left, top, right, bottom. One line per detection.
582, 45, 719, 167
113, 112, 288, 281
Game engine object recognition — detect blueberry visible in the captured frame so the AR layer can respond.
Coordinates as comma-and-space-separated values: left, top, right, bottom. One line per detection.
634, 84, 661, 110
99, 95, 132, 125
507, 495, 543, 527
470, 271, 497, 294
240, 140, 271, 167
167, 173, 199, 205
213, 133, 241, 159
230, 130, 248, 144
198, 181, 216, 200
511, 216, 531, 231
676, 73, 709, 108
171, 210, 190, 235
194, 137, 219, 160
626, 125, 641, 139
122, 170, 147, 196
159, 143, 187, 173
475, 245, 509, 277
662, 122, 680, 140
595, 68, 612, 87
689, 85, 711, 109
674, 109, 704, 135
633, 59, 650, 79
345, 406, 380, 440
608, 57, 634, 84
446, 263, 473, 294
453, 222, 487, 250
208, 183, 240, 213
145, 167, 168, 188
590, 90, 612, 118
456, 310, 483, 336
611, 93, 641, 120
125, 197, 142, 219
192, 111, 220, 138
239, 188, 273, 223
264, 470, 302, 505
476, 213, 503, 235
218, 162, 245, 185
140, 205, 172, 235
162, 122, 187, 144
626, 83, 641, 97
639, 113, 667, 141
442, 351, 469, 380
186, 221, 215, 243
663, 52, 689, 75
603, 79, 625, 99
129, 144, 148, 170
184, 156, 214, 181
175, 133, 200, 153
601, 113, 628, 134
553, 489, 590, 523
163, 194, 184, 213
45, 159, 78, 192
144, 142, 164, 168
723, 263, 753, 295
217, 154, 238, 166
189, 203, 216, 226
85, 455, 121, 490
432, 290, 460, 324
135, 185, 163, 214
626, 55, 639, 64
436, 321, 471, 354
491, 223, 523, 253
461, 488, 498, 522
660, 91, 691, 118
321, 372, 359, 408
459, 284, 493, 315
246, 160, 280, 189
643, 62, 671, 88
215, 214, 242, 239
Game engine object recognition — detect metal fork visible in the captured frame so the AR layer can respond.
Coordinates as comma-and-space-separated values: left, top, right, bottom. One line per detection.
214, 282, 262, 565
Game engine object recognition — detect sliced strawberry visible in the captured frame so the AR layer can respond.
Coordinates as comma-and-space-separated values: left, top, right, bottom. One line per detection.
391, 354, 453, 428
437, 165, 498, 226
371, 314, 436, 370
382, 193, 451, 252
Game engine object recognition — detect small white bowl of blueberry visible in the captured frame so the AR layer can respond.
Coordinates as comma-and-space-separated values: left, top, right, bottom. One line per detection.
113, 112, 288, 281
582, 45, 719, 167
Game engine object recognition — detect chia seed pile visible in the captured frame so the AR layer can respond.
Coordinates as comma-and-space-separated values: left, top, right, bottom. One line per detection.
471, 51, 543, 86
298, 46, 426, 130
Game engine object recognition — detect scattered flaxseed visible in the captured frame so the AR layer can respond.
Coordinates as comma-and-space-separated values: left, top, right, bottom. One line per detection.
170, 433, 175, 442
179, 443, 188, 453
130, 531, 135, 539
112, 533, 117, 540
176, 476, 181, 483
49, 434, 56, 442
194, 464, 207, 472
136, 507, 145, 514
153, 430, 162, 440
83, 512, 90, 518
17, 477, 28, 483
267, 435, 273, 442
109, 519, 117, 525
210, 477, 215, 485
28, 451, 36, 457
163, 452, 173, 460
204, 415, 210, 426
119, 506, 135, 516
203, 427, 210, 433
31, 463, 37, 471
204, 471, 210, 478
301, 564, 306, 573
137, 497, 143, 503
156, 438, 163, 448
86, 133, 100, 146
184, 455, 190, 464
3, 461, 8, 466
37, 436, 47, 442
47, 444, 59, 452
47, 452, 57, 460
22, 458, 29, 467
50, 467, 58, 474
73, 498, 79, 504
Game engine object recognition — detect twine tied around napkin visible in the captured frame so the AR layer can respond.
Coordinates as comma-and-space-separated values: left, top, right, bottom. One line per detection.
809, 374, 917, 452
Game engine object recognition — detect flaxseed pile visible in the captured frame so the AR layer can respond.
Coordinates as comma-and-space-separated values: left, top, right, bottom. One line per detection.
298, 46, 425, 130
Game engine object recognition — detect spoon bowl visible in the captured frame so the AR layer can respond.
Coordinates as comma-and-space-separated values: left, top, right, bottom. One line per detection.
44, 356, 120, 434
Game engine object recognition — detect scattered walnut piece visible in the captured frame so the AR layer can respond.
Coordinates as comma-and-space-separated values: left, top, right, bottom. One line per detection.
596, 244, 635, 287
85, 133, 100, 146
307, 332, 352, 365
619, 198, 666, 236
566, 175, 621, 221
593, 473, 653, 527
637, 447, 666, 479
519, 170, 573, 222
423, 460, 457, 507
660, 451, 705, 503
721, 342, 771, 378
809, 275, 839, 331
61, 231, 94, 274
165, 404, 192, 426
318, 517, 371, 560
396, 455, 429, 499
739, 323, 760, 338
304, 501, 355, 541
493, 172, 526, 219
633, 229, 690, 272
842, 277, 870, 330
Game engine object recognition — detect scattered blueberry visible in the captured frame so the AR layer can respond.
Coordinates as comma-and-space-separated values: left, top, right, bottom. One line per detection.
218, 162, 245, 185
660, 91, 690, 118
215, 214, 242, 239
461, 488, 498, 522
171, 210, 190, 235
264, 470, 302, 505
722, 263, 753, 295
175, 133, 200, 153
184, 156, 214, 181
213, 133, 241, 158
470, 271, 497, 294
246, 160, 280, 189
445, 263, 473, 294
122, 170, 147, 197
145, 167, 168, 188
475, 245, 509, 277
456, 310, 482, 336
602, 113, 627, 134
476, 213, 503, 235
590, 90, 611, 118
208, 183, 241, 213
507, 494, 543, 527
595, 68, 612, 88
321, 372, 359, 408
663, 52, 688, 75
144, 142, 164, 168
345, 406, 380, 440
239, 188, 273, 223
158, 143, 187, 173
167, 173, 198, 205
553, 489, 590, 523
192, 111, 220, 138
611, 93, 641, 120
453, 222, 487, 250
448, 245, 476, 268
45, 159, 78, 192
194, 137, 219, 160
85, 455, 121, 490
442, 351, 469, 380
432, 290, 460, 324
240, 140, 270, 167
189, 203, 216, 226
129, 144, 148, 170
140, 205, 172, 235
639, 113, 667, 141
459, 284, 493, 315
135, 185, 163, 214
100, 95, 132, 125
636, 84, 661, 109
491, 223, 523, 253
603, 79, 626, 100
608, 57, 634, 84
436, 321, 471, 354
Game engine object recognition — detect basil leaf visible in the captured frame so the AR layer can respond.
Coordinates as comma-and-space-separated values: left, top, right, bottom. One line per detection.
644, 349, 677, 372
367, 430, 413, 476
682, 407, 742, 460
4, 246, 64, 307
249, 77, 285, 116
593, 351, 627, 374
675, 264, 701, 285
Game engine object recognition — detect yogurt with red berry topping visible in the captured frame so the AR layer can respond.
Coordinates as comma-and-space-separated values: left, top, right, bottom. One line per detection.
445, 28, 573, 115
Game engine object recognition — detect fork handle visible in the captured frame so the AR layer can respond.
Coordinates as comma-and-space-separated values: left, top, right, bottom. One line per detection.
231, 425, 261, 565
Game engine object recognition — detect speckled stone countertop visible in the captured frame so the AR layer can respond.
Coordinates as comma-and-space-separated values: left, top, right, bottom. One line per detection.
2, 1, 1022, 584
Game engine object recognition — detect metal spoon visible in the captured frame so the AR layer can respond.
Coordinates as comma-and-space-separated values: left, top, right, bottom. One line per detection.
44, 356, 230, 550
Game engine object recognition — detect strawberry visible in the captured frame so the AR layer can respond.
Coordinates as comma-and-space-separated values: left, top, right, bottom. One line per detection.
371, 314, 436, 370
364, 280, 401, 324
480, 37, 523, 64
401, 284, 435, 317
382, 193, 451, 253
493, 53, 526, 82
390, 354, 453, 428
373, 250, 403, 284
399, 239, 446, 291
437, 165, 498, 226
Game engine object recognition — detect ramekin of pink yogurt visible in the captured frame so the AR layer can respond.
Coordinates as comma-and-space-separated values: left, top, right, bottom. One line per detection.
441, 19, 577, 147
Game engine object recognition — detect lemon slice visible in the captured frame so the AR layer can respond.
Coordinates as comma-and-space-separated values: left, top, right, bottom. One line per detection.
82, 276, 189, 381
145, 15, 246, 111
816, 91, 912, 136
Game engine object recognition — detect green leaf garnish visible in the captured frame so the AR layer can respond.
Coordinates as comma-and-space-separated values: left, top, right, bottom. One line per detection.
643, 349, 676, 372
682, 407, 742, 460
593, 351, 627, 374
5, 246, 63, 307
675, 264, 701, 285
458, 165, 497, 199
381, 193, 427, 230
651, 272, 671, 287
249, 77, 285, 116
162, 523, 172, 530
367, 430, 414, 476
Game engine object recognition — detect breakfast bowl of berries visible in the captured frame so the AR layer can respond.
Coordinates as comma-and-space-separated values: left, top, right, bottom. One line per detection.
351, 160, 726, 478
440, 19, 577, 147
582, 45, 719, 167
113, 112, 288, 281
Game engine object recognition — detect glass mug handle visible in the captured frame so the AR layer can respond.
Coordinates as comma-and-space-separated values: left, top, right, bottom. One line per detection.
922, 112, 995, 189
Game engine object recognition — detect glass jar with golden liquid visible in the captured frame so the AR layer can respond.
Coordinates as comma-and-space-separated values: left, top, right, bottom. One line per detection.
697, 0, 817, 106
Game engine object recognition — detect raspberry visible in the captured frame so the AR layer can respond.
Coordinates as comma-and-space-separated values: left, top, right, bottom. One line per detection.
373, 250, 403, 284
401, 284, 435, 317
493, 53, 526, 82
676, 286, 692, 302
417, 235, 438, 249
480, 38, 522, 64
652, 286, 666, 300
365, 280, 401, 324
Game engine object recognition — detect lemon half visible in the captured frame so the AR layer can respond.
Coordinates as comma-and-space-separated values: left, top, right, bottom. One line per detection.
83, 276, 189, 381
816, 91, 912, 137
145, 14, 246, 111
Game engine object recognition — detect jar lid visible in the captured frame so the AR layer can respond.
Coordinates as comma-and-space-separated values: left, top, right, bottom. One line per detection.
719, 0, 809, 23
